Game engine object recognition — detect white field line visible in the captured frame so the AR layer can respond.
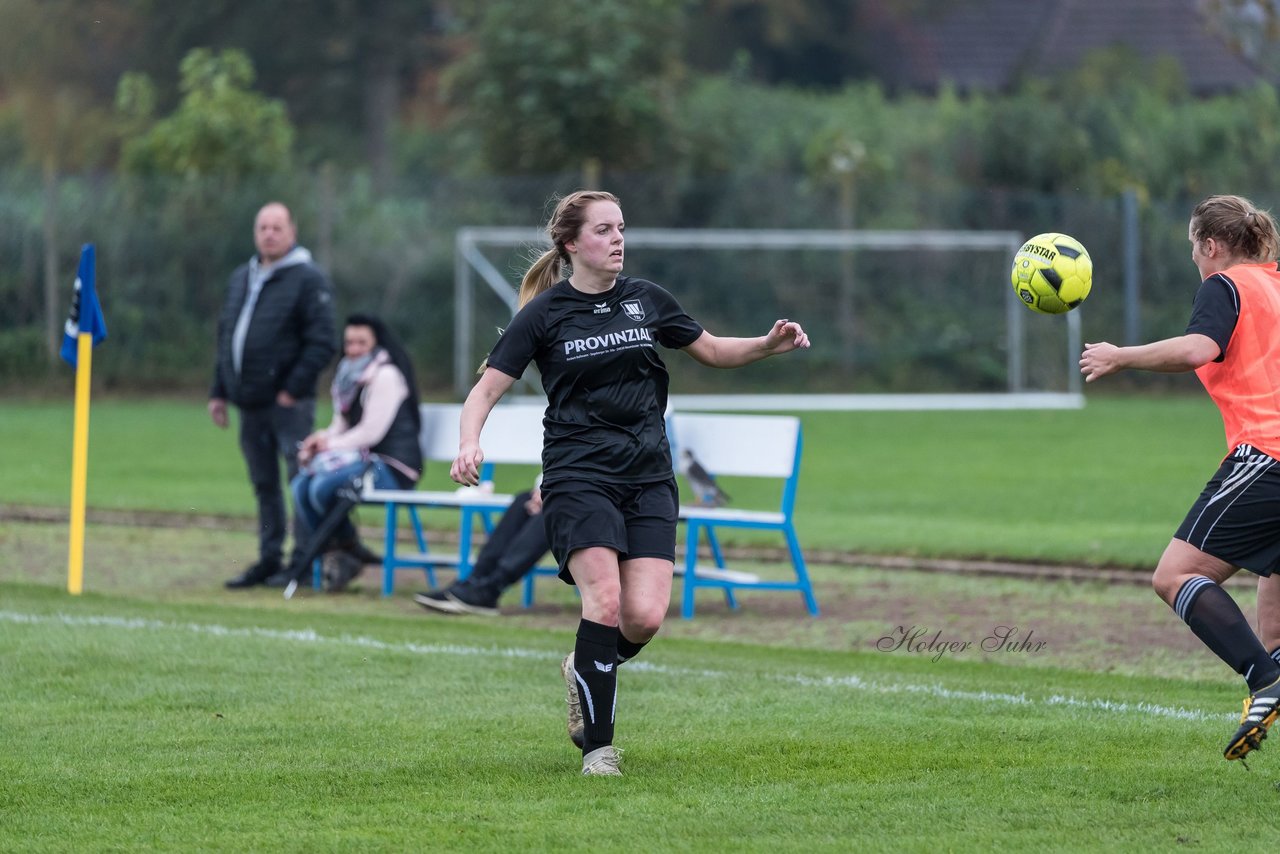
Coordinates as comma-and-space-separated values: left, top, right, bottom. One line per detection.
1, 610, 1228, 724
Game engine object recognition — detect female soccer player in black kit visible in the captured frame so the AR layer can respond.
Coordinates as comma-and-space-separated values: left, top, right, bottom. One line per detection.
450, 191, 811, 775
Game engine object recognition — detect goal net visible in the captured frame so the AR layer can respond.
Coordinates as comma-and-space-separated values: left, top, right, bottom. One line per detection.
454, 227, 1083, 411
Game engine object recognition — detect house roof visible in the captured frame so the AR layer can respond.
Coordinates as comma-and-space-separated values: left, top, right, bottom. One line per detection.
858, 0, 1273, 94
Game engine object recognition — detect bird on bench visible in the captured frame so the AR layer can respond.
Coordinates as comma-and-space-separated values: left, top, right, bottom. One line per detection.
678, 449, 730, 508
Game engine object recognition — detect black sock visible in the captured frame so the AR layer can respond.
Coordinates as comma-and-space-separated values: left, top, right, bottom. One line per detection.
1271, 647, 1280, 669
617, 633, 649, 665
574, 619, 618, 754
1173, 576, 1280, 691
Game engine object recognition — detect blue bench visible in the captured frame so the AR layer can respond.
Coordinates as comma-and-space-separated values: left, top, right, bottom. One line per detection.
358, 402, 556, 603
669, 412, 819, 619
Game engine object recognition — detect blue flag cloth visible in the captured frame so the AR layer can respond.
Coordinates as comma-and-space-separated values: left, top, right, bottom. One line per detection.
60, 244, 107, 368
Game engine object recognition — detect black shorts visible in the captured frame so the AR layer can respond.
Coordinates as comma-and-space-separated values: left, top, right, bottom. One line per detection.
540, 477, 679, 584
1176, 444, 1280, 577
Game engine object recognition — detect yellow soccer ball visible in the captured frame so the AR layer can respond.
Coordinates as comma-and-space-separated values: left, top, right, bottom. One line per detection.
1011, 233, 1093, 314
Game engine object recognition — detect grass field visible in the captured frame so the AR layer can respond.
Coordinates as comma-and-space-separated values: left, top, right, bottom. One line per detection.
0, 576, 1268, 852
0, 394, 1228, 566
3, 394, 1271, 851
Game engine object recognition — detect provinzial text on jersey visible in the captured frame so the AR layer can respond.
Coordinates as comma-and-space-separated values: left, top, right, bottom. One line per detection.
563, 327, 653, 354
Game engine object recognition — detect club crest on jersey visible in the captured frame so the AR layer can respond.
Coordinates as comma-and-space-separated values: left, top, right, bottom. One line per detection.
592, 302, 611, 315
622, 300, 645, 322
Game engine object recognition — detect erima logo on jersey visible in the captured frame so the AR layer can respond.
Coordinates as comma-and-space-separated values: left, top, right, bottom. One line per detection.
622, 300, 645, 321
564, 327, 653, 354
593, 302, 611, 315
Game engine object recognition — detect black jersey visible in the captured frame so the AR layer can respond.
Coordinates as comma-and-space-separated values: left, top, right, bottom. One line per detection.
1186, 272, 1241, 362
485, 276, 704, 485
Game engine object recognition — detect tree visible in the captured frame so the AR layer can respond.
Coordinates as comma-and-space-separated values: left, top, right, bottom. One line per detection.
122, 0, 452, 189
444, 0, 688, 176
684, 0, 864, 87
0, 0, 138, 362
117, 48, 294, 178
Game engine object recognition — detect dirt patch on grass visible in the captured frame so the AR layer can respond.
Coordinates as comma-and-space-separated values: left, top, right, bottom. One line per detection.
0, 506, 1252, 683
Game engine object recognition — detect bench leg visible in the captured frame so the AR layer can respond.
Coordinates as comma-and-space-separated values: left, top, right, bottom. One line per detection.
704, 528, 738, 611
522, 571, 535, 608
382, 503, 399, 597
786, 524, 819, 616
681, 521, 700, 619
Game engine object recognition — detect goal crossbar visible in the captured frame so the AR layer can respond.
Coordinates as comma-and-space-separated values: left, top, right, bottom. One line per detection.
454, 227, 1083, 409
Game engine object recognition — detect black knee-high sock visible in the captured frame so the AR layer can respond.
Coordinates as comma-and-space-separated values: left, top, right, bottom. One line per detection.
1174, 576, 1280, 691
574, 619, 618, 754
617, 633, 649, 665
1271, 647, 1280, 669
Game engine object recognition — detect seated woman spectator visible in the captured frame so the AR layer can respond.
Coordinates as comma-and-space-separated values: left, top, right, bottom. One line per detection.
287, 313, 423, 587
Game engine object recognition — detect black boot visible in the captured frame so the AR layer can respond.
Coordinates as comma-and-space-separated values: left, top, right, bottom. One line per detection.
333, 536, 382, 565
265, 553, 307, 588
225, 559, 281, 589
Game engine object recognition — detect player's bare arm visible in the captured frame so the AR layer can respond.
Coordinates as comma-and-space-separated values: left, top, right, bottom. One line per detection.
451, 367, 516, 485
1080, 334, 1220, 382
684, 319, 810, 368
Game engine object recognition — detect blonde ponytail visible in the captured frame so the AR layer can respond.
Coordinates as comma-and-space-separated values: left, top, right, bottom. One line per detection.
518, 248, 565, 309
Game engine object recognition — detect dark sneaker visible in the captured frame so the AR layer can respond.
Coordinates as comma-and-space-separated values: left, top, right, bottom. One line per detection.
224, 560, 280, 589
263, 569, 295, 588
1224, 677, 1280, 762
444, 591, 500, 617
581, 745, 621, 776
414, 590, 467, 614
562, 653, 585, 749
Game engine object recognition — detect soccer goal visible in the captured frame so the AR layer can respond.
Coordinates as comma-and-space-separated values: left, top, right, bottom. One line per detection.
453, 227, 1083, 411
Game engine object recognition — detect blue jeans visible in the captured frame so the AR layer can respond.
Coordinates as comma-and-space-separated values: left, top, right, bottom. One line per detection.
291, 458, 400, 547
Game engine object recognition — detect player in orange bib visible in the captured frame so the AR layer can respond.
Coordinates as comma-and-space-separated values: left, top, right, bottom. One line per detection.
1081, 194, 1280, 763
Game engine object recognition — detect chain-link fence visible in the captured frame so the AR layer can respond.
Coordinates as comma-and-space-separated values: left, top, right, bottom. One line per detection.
0, 168, 1244, 398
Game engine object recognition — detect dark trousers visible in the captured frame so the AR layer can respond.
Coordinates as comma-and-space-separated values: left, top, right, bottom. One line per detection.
238, 399, 315, 566
454, 489, 550, 604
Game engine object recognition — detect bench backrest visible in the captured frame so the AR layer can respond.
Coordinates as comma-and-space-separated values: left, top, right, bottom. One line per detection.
668, 412, 801, 478
668, 412, 803, 514
418, 402, 545, 466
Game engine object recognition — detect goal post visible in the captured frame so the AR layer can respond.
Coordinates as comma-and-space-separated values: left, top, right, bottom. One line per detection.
454, 227, 1083, 410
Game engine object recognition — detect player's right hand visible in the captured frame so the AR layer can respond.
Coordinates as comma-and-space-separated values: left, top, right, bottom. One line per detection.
451, 444, 485, 486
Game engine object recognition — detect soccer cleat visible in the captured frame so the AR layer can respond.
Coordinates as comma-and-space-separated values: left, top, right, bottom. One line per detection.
1224, 677, 1280, 762
581, 745, 621, 776
562, 653, 585, 749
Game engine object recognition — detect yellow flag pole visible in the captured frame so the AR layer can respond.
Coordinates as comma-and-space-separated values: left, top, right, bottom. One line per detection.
67, 331, 93, 595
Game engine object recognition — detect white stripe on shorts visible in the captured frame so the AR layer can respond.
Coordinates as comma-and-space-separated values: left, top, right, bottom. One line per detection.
1184, 445, 1275, 549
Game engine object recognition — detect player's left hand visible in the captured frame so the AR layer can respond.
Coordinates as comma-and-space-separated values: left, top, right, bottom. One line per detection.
763, 319, 810, 353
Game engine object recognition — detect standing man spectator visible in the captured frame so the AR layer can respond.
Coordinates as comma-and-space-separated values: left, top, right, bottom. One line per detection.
210, 202, 337, 589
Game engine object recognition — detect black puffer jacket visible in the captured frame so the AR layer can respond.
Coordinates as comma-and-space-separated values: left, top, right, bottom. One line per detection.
210, 250, 337, 409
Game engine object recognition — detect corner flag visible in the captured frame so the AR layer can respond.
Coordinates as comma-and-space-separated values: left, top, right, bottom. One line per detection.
60, 244, 107, 368
63, 243, 106, 595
